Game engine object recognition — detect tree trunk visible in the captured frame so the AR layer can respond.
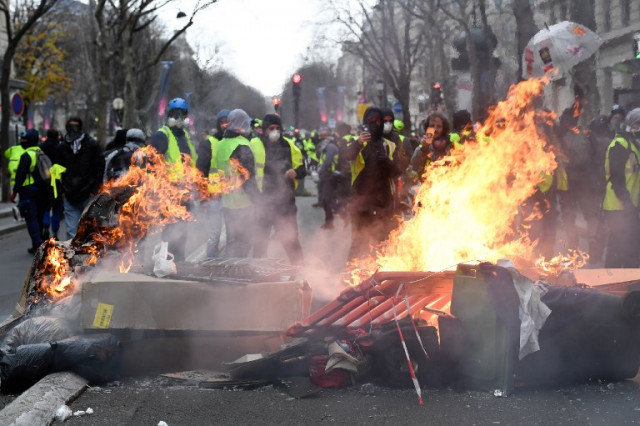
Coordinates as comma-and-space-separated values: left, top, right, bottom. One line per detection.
399, 79, 412, 134
93, 0, 110, 146
512, 0, 539, 82
122, 21, 137, 128
465, 28, 482, 121
0, 51, 14, 202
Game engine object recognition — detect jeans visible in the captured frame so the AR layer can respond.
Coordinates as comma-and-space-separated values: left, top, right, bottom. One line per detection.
18, 186, 46, 249
64, 197, 90, 240
43, 194, 64, 236
222, 207, 254, 258
204, 198, 223, 257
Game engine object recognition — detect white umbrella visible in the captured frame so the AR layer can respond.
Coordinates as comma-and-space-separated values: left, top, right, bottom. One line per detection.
522, 21, 602, 79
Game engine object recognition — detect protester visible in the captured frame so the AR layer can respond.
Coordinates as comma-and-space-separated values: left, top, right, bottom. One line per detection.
105, 128, 128, 151
39, 129, 63, 239
410, 113, 452, 177
602, 108, 640, 268
151, 98, 198, 261
196, 109, 230, 177
58, 117, 104, 240
610, 104, 626, 135
318, 130, 339, 230
12, 130, 47, 254
345, 106, 402, 260
216, 109, 258, 257
103, 128, 145, 181
252, 114, 305, 264
450, 109, 475, 146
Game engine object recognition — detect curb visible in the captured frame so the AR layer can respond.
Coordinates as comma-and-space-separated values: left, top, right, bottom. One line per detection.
0, 221, 26, 237
0, 372, 88, 425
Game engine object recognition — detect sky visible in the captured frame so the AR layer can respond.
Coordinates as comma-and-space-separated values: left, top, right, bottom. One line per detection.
162, 0, 334, 97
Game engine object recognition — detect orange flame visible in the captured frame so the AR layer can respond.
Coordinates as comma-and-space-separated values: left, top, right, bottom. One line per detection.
535, 249, 589, 276
34, 146, 248, 299
347, 78, 558, 285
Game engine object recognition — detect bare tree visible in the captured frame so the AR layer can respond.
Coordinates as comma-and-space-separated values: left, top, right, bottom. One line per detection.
330, 0, 428, 131
0, 0, 59, 201
512, 0, 538, 82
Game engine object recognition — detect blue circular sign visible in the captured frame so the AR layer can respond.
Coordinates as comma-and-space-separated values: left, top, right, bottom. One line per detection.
392, 101, 403, 114
11, 93, 24, 116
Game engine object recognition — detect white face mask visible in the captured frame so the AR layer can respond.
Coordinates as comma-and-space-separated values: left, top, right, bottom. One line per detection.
383, 122, 393, 134
167, 117, 189, 128
268, 130, 281, 142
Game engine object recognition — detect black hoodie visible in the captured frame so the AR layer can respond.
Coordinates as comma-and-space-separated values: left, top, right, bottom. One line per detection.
345, 107, 401, 213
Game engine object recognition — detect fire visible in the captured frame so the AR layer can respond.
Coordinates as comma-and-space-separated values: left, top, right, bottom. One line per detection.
35, 241, 75, 298
347, 78, 558, 285
535, 250, 589, 276
33, 146, 248, 300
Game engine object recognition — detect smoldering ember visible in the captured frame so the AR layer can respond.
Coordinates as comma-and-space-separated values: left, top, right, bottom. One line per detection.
1, 1, 640, 423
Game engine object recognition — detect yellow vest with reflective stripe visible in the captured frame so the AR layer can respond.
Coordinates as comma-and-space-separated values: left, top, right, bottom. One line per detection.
206, 135, 223, 194
158, 126, 197, 181
350, 139, 396, 185
285, 137, 303, 190
603, 136, 640, 210
216, 136, 252, 209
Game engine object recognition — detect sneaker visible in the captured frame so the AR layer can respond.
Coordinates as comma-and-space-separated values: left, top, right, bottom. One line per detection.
12, 206, 20, 221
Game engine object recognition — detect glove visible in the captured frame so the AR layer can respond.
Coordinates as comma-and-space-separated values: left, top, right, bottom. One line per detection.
9, 193, 16, 203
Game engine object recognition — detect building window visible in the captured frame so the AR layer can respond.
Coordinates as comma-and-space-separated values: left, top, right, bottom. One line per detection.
621, 0, 631, 26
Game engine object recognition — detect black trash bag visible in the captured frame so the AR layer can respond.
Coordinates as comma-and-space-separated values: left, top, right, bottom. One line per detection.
0, 343, 54, 393
52, 334, 122, 384
516, 286, 640, 386
2, 316, 72, 351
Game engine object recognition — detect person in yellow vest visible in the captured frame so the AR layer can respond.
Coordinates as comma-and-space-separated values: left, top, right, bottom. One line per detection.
196, 109, 230, 258
4, 143, 25, 190
344, 106, 402, 260
151, 97, 198, 261
318, 131, 340, 230
252, 114, 305, 264
216, 109, 259, 257
450, 109, 475, 147
602, 108, 640, 268
11, 130, 48, 254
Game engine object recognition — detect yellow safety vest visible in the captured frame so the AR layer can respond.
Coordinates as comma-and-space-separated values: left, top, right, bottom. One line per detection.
216, 136, 252, 209
22, 147, 41, 186
5, 145, 25, 188
603, 136, 640, 210
158, 126, 197, 181
351, 139, 396, 185
249, 137, 266, 190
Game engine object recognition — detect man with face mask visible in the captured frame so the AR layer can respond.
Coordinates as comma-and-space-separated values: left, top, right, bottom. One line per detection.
602, 108, 640, 268
610, 105, 626, 135
345, 106, 402, 260
151, 98, 198, 260
216, 109, 259, 257
196, 109, 230, 258
57, 117, 105, 240
252, 114, 305, 264
151, 98, 198, 182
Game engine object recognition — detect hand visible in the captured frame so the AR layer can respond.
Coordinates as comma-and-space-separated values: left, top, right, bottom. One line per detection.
10, 193, 16, 203
358, 132, 371, 146
422, 129, 435, 150
284, 169, 297, 180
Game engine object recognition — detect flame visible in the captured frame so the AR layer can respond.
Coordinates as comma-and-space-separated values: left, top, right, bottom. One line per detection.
33, 146, 248, 300
347, 78, 558, 285
535, 249, 589, 276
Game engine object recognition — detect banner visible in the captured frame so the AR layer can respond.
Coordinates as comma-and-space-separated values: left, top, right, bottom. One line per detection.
316, 87, 327, 124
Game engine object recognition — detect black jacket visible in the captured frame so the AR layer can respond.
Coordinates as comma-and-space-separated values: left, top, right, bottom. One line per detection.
261, 136, 306, 213
57, 134, 105, 204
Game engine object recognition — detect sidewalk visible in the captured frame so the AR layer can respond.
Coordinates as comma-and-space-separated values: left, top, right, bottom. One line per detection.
0, 201, 26, 237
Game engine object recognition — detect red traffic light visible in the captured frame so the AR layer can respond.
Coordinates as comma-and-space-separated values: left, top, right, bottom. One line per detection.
292, 74, 302, 84
432, 83, 441, 89
272, 97, 280, 106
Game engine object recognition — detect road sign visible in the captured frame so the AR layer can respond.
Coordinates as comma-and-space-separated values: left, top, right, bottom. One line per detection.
392, 101, 403, 114
11, 93, 24, 116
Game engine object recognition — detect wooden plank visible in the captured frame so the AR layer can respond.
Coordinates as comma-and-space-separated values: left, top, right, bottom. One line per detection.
0, 372, 87, 426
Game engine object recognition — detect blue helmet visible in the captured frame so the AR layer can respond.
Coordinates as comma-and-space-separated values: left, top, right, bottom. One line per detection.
168, 97, 188, 112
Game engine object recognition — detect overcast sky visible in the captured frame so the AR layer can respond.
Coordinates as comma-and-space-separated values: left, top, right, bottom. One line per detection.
162, 0, 336, 97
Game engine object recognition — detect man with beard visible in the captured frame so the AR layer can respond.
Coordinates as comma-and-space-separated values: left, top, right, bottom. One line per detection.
58, 117, 105, 240
252, 114, 305, 264
345, 107, 402, 260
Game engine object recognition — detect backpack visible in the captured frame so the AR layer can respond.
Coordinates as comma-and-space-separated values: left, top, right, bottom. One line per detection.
35, 150, 52, 181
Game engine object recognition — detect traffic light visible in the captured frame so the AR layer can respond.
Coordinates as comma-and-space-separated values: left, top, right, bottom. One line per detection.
430, 82, 443, 107
292, 74, 302, 99
272, 97, 280, 113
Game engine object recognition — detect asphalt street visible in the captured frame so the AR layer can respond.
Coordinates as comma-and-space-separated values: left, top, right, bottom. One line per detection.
2, 178, 640, 424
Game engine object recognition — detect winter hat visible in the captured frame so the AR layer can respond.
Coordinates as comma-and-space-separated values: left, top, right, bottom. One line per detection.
216, 109, 231, 122
126, 128, 146, 143
226, 109, 251, 135
20, 129, 40, 147
625, 108, 640, 133
262, 114, 282, 131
